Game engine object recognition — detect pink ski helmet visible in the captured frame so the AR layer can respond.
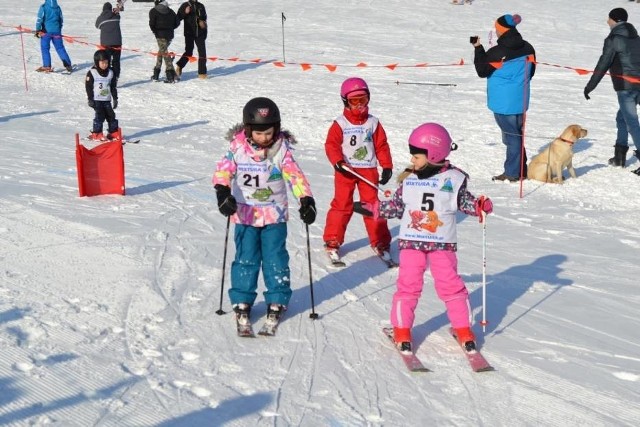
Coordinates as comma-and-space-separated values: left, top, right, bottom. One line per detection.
408, 123, 454, 163
340, 77, 370, 103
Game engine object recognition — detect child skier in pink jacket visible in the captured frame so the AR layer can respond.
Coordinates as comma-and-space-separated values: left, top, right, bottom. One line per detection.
213, 97, 316, 330
357, 123, 493, 353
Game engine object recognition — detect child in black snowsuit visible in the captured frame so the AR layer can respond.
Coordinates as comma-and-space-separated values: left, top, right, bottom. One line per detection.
85, 49, 119, 141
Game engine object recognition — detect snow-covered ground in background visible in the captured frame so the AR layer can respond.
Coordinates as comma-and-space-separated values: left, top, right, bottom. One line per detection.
1, 0, 639, 425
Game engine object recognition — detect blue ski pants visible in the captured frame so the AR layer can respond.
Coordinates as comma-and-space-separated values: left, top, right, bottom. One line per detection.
229, 223, 291, 307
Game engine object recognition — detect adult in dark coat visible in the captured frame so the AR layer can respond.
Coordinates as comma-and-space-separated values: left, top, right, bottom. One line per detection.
95, 2, 123, 80
175, 0, 208, 79
149, 0, 179, 82
473, 14, 536, 182
584, 8, 640, 173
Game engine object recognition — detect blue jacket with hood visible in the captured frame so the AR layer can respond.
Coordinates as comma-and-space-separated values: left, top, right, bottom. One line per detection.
36, 0, 64, 34
474, 26, 536, 115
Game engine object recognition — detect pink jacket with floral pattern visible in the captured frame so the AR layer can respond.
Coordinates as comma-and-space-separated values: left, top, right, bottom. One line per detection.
213, 129, 313, 227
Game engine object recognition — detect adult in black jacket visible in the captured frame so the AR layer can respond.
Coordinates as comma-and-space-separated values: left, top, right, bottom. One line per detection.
149, 0, 179, 82
584, 7, 640, 173
95, 2, 123, 80
175, 0, 208, 79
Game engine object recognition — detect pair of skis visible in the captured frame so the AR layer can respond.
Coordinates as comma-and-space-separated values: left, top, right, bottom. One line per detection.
383, 327, 493, 373
85, 135, 140, 145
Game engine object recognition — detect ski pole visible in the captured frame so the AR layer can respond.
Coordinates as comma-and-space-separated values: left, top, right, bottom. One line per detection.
341, 165, 392, 198
395, 80, 457, 87
480, 212, 488, 332
281, 12, 286, 62
306, 224, 319, 319
215, 216, 231, 315
18, 26, 28, 92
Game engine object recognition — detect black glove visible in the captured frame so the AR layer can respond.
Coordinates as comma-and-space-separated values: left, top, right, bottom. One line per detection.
214, 185, 237, 217
334, 160, 349, 175
34, 31, 44, 39
299, 196, 316, 225
379, 168, 392, 185
112, 98, 118, 110
353, 201, 373, 217
88, 99, 95, 109
583, 88, 590, 100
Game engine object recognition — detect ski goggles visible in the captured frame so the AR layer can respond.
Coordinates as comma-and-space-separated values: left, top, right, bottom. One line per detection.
347, 94, 369, 107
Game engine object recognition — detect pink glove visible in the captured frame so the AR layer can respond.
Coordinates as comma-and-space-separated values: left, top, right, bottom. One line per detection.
475, 196, 493, 223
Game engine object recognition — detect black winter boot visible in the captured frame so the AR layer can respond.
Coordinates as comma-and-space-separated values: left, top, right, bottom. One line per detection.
608, 145, 629, 167
151, 68, 161, 81
632, 150, 640, 175
165, 69, 176, 83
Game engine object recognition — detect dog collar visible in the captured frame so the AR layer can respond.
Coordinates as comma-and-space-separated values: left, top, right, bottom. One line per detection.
560, 137, 575, 144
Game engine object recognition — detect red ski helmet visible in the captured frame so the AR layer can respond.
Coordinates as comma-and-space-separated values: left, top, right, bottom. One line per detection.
408, 123, 455, 164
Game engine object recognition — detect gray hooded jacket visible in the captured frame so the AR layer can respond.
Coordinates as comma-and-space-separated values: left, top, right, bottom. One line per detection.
95, 2, 122, 46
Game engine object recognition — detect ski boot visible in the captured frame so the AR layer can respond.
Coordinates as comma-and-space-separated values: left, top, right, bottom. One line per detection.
454, 327, 477, 351
393, 327, 412, 355
106, 128, 122, 142
89, 131, 104, 141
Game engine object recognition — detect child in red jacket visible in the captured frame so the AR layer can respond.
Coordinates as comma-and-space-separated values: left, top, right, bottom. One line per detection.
323, 77, 393, 265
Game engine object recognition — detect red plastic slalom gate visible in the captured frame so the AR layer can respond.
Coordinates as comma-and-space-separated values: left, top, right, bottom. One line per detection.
75, 133, 125, 196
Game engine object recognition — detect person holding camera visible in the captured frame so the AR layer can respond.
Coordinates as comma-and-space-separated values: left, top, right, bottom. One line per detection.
95, 2, 124, 82
471, 14, 536, 183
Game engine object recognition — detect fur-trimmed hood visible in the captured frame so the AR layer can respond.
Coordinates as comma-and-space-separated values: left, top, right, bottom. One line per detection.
225, 123, 297, 144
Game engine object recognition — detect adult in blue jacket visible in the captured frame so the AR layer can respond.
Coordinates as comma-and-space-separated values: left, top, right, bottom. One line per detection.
584, 8, 640, 174
473, 14, 536, 182
35, 0, 73, 73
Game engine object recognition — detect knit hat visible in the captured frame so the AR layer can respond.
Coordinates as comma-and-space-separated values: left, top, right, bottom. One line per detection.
495, 14, 522, 35
609, 8, 628, 23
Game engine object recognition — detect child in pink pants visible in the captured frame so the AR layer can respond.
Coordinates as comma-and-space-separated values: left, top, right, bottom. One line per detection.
361, 123, 492, 354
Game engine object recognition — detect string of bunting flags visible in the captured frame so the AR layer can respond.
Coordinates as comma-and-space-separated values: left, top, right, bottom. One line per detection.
3, 21, 640, 82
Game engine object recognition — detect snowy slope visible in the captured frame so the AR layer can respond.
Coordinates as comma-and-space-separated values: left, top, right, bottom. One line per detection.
1, 0, 640, 425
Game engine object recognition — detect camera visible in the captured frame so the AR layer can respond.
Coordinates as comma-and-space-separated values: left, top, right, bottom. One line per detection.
470, 36, 479, 44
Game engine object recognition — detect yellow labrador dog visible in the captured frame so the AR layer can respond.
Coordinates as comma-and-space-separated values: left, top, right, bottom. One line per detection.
527, 125, 588, 184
